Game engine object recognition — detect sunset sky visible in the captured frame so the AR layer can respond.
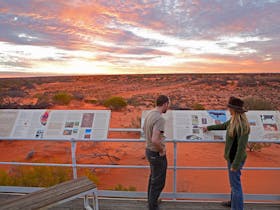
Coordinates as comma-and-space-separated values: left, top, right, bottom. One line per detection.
0, 0, 279, 77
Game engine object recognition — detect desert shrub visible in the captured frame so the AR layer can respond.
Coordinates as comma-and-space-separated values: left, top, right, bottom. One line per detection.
247, 142, 271, 152
34, 94, 53, 108
237, 77, 257, 87
0, 102, 22, 109
103, 96, 127, 111
24, 81, 35, 89
80, 168, 99, 185
244, 97, 273, 152
0, 166, 71, 187
192, 103, 205, 110
113, 184, 136, 191
52, 92, 72, 105
127, 97, 140, 106
0, 88, 3, 103
85, 99, 98, 104
72, 92, 84, 101
0, 103, 52, 109
5, 89, 27, 98
243, 97, 275, 110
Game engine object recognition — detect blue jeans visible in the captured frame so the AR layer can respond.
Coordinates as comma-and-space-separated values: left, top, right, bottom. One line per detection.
146, 149, 167, 210
227, 161, 245, 210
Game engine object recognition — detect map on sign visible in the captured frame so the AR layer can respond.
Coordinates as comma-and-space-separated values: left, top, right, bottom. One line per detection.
141, 110, 280, 141
0, 110, 111, 140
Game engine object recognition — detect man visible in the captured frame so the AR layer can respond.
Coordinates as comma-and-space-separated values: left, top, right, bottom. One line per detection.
143, 95, 169, 210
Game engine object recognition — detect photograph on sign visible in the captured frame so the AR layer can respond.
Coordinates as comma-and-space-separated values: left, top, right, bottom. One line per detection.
81, 113, 94, 128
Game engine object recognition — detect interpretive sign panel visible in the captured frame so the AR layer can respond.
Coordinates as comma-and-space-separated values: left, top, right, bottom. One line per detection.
141, 110, 280, 141
0, 109, 111, 140
173, 110, 229, 141
246, 111, 280, 141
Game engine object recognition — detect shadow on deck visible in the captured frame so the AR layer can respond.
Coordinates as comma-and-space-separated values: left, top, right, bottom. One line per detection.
0, 194, 279, 210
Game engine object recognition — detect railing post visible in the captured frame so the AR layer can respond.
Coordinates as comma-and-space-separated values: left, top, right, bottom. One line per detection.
71, 138, 78, 179
173, 140, 177, 200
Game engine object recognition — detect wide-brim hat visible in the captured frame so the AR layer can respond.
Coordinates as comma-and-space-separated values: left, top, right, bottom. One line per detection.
227, 96, 247, 113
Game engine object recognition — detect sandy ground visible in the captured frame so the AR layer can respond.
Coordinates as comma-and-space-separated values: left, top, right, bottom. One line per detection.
0, 101, 279, 195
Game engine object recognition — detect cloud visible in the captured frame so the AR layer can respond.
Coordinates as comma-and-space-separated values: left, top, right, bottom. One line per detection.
0, 0, 279, 76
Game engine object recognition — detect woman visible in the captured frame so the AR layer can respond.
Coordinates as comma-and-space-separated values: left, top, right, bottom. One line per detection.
203, 96, 250, 210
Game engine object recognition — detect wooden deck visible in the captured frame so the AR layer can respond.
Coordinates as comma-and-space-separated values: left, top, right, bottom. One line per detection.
0, 177, 97, 210
0, 195, 279, 210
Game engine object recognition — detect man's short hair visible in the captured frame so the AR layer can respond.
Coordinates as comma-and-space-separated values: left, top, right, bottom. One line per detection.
156, 95, 169, 106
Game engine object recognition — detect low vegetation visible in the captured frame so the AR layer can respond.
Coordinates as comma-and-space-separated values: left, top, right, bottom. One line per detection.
0, 166, 72, 187
0, 166, 99, 187
192, 103, 205, 110
113, 184, 136, 191
84, 99, 98, 104
243, 97, 275, 110
52, 92, 72, 105
247, 142, 271, 152
103, 96, 127, 111
72, 92, 84, 101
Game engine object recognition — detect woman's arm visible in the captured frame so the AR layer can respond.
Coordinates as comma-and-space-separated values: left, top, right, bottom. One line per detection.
207, 120, 230, 131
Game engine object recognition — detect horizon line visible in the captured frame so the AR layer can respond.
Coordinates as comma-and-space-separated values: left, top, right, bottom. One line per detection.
0, 72, 280, 79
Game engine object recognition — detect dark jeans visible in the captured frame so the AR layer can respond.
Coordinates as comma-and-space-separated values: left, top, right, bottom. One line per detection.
228, 161, 245, 210
146, 149, 167, 210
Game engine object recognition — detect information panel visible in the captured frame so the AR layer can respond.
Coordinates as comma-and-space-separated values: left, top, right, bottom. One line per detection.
0, 109, 111, 140
142, 110, 280, 142
173, 110, 229, 141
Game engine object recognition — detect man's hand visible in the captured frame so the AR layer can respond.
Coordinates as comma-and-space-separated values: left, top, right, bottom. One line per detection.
159, 147, 166, 156
230, 167, 237, 172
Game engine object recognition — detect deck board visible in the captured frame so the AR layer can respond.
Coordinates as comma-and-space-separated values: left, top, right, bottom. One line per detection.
0, 195, 279, 210
0, 177, 96, 210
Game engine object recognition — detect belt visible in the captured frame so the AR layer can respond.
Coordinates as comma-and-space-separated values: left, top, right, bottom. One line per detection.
146, 148, 160, 155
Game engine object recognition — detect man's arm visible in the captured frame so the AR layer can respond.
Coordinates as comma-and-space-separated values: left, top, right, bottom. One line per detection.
151, 126, 165, 155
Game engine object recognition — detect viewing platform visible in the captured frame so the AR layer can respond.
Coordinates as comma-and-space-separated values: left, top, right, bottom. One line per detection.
0, 109, 279, 209
0, 194, 280, 210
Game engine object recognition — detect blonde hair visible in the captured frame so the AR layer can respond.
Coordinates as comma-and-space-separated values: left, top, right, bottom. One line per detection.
229, 111, 250, 137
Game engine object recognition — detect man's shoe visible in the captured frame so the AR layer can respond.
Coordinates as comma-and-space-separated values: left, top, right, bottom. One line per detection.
221, 200, 231, 208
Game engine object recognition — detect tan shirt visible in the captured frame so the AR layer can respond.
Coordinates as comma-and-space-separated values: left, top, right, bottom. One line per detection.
143, 109, 165, 152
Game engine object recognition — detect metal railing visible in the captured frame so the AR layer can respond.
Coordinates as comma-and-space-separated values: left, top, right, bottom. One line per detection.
0, 128, 280, 202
